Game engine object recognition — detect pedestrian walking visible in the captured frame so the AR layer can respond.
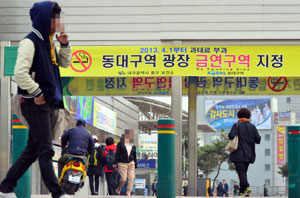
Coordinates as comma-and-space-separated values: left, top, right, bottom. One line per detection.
233, 181, 240, 197
207, 185, 213, 197
264, 184, 268, 197
0, 1, 71, 198
103, 137, 118, 195
58, 119, 94, 177
87, 135, 104, 195
115, 129, 137, 196
228, 108, 261, 197
217, 182, 222, 197
151, 179, 157, 196
183, 182, 188, 196
221, 179, 229, 197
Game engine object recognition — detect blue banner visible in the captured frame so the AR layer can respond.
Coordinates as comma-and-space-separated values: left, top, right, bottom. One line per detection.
64, 96, 94, 126
205, 99, 271, 130
75, 96, 94, 125
137, 159, 156, 169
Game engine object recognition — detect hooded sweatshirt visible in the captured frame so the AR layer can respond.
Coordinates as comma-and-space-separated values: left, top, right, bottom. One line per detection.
14, 1, 71, 108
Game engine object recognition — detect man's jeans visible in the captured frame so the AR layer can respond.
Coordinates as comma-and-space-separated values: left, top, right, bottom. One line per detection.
0, 99, 65, 198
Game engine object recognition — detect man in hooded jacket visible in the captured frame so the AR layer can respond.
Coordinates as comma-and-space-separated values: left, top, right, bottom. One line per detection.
0, 1, 71, 198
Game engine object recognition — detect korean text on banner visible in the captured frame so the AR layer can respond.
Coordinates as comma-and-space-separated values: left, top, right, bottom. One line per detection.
62, 77, 300, 96
205, 99, 271, 130
277, 126, 285, 166
93, 102, 117, 134
59, 46, 300, 77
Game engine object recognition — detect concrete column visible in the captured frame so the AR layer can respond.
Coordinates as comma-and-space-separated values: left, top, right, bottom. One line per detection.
171, 76, 182, 196
0, 41, 11, 181
188, 77, 198, 196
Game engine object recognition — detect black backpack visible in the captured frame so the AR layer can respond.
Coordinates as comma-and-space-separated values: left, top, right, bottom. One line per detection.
106, 149, 116, 170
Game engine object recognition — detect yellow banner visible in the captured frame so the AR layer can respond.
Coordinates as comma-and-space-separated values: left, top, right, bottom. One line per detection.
59, 46, 300, 77
62, 76, 300, 96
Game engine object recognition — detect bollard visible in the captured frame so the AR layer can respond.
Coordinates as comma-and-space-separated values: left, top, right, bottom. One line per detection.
12, 114, 31, 198
287, 125, 300, 198
157, 118, 175, 198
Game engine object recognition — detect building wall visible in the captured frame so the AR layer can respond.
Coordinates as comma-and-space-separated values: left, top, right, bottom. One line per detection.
1, 0, 300, 45
94, 96, 139, 141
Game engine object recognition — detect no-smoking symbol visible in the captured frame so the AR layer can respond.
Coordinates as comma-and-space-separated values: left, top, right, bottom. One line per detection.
267, 77, 287, 92
70, 50, 92, 72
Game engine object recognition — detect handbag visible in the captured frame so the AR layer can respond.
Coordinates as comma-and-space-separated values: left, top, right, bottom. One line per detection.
226, 123, 239, 152
109, 169, 121, 189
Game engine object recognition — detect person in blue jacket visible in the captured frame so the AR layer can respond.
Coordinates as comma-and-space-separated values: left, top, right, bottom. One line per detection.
58, 119, 94, 177
0, 1, 71, 198
221, 179, 229, 197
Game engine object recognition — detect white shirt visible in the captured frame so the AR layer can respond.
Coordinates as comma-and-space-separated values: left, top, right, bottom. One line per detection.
125, 143, 133, 157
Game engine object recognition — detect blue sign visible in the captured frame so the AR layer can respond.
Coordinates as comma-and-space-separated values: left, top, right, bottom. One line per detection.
137, 159, 156, 169
205, 99, 271, 130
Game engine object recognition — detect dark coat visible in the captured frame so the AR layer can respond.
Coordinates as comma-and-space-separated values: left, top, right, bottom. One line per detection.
183, 186, 188, 196
228, 121, 261, 163
87, 146, 104, 176
222, 183, 229, 194
264, 187, 268, 196
217, 183, 222, 196
61, 125, 94, 156
207, 186, 213, 196
233, 184, 240, 194
152, 182, 157, 193
115, 140, 137, 168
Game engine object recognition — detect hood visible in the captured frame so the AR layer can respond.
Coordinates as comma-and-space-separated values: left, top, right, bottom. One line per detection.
30, 1, 56, 41
105, 144, 116, 150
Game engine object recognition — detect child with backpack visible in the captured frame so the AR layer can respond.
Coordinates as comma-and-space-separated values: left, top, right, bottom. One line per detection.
87, 135, 104, 195
103, 137, 118, 195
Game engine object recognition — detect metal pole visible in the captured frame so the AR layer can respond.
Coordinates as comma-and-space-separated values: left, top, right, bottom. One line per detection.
287, 126, 300, 198
0, 41, 11, 181
12, 114, 31, 198
188, 77, 198, 196
157, 118, 175, 198
171, 76, 182, 196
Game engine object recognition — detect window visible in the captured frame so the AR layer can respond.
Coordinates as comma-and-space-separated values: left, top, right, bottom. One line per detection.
265, 149, 271, 156
265, 164, 271, 171
287, 97, 291, 104
265, 179, 271, 185
265, 134, 271, 141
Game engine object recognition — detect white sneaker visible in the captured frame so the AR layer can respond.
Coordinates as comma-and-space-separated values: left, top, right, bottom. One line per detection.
58, 195, 72, 198
0, 192, 16, 198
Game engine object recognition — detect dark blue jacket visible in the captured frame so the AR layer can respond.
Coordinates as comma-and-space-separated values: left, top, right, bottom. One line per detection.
18, 1, 64, 108
61, 125, 94, 156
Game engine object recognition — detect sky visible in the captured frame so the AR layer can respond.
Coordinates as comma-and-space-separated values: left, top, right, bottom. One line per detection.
146, 96, 189, 112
